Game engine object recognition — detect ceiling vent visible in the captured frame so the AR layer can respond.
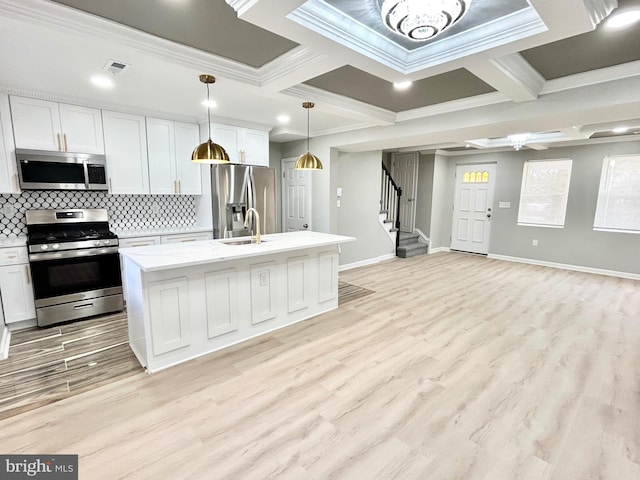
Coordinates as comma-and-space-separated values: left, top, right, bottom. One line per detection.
103, 60, 130, 75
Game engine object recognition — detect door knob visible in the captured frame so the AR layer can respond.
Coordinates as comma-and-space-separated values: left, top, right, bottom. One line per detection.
303, 224, 309, 229
487, 214, 492, 218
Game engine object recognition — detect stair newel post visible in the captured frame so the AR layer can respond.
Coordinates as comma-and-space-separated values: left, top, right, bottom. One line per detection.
395, 187, 402, 253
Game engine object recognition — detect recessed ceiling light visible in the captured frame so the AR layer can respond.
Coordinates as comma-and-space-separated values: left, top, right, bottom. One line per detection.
277, 114, 290, 124
605, 8, 640, 29
201, 99, 217, 108
612, 126, 628, 133
90, 75, 114, 89
393, 81, 412, 90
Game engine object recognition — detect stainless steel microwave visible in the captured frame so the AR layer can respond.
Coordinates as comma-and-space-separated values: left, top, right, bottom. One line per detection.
16, 149, 108, 191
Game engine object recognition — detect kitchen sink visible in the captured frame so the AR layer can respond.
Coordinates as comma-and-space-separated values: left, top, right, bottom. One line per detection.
221, 239, 267, 245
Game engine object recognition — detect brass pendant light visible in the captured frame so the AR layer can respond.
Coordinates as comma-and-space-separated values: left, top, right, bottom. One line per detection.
294, 102, 323, 170
192, 74, 229, 164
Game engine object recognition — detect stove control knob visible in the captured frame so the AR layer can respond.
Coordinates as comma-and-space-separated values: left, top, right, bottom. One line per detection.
94, 240, 101, 247
52, 244, 60, 250
40, 244, 48, 250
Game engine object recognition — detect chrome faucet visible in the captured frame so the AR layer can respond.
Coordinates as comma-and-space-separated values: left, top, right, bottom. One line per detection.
244, 208, 261, 244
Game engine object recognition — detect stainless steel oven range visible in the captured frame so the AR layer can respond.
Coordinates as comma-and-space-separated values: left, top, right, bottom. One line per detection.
25, 208, 123, 327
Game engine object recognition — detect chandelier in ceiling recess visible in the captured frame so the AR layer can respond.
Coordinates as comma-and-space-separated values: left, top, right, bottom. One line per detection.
380, 0, 472, 41
508, 133, 530, 151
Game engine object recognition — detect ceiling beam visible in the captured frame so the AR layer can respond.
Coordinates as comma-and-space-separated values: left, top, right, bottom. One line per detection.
466, 54, 546, 102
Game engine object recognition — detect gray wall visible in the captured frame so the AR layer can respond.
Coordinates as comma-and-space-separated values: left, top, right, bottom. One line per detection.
430, 154, 455, 249
268, 141, 283, 232
415, 153, 435, 238
335, 150, 395, 265
440, 139, 640, 274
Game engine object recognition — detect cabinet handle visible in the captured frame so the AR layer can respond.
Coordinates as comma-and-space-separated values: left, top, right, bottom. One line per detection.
128, 243, 151, 247
178, 180, 181, 194
109, 178, 112, 194
173, 180, 177, 194
25, 265, 31, 284
12, 174, 19, 191
57, 133, 62, 151
63, 133, 68, 152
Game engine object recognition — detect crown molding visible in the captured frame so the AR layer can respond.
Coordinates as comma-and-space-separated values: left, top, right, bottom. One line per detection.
258, 45, 334, 87
0, 86, 199, 124
290, 2, 547, 74
0, 0, 261, 86
542, 60, 640, 94
582, 0, 618, 26
282, 84, 397, 126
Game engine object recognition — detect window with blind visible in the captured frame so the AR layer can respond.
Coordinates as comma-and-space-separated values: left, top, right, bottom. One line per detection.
517, 159, 573, 228
594, 154, 640, 233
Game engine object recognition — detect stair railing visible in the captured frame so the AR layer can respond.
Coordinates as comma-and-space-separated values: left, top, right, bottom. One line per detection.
381, 162, 402, 254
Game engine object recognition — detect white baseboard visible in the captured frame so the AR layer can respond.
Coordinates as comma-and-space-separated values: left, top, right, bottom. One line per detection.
0, 326, 10, 360
339, 253, 397, 271
413, 228, 430, 246
429, 247, 451, 254
488, 254, 640, 280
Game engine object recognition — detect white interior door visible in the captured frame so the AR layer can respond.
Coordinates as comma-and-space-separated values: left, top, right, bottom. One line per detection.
391, 152, 418, 233
451, 163, 496, 254
281, 158, 312, 232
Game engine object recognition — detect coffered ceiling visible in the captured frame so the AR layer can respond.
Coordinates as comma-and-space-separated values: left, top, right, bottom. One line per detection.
0, 0, 639, 153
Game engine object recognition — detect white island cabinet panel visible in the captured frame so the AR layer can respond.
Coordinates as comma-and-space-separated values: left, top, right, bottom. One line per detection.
205, 268, 239, 339
287, 255, 311, 314
250, 261, 278, 325
318, 251, 339, 304
120, 231, 355, 373
148, 277, 190, 356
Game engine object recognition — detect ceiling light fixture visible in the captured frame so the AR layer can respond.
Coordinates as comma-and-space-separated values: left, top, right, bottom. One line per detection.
612, 126, 628, 133
380, 0, 472, 41
90, 75, 114, 89
294, 102, 323, 170
605, 8, 640, 29
192, 74, 229, 164
508, 133, 530, 151
394, 81, 412, 90
277, 114, 290, 124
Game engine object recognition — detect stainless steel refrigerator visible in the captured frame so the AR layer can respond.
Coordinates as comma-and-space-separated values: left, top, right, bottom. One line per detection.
210, 164, 277, 239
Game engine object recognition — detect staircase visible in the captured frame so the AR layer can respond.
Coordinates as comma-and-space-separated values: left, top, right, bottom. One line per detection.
396, 232, 428, 258
380, 162, 429, 259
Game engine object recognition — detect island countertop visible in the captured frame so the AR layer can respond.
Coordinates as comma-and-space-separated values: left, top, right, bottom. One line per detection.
119, 231, 356, 272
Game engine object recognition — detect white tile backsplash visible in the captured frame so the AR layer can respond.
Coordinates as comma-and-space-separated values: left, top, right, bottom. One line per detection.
0, 191, 197, 237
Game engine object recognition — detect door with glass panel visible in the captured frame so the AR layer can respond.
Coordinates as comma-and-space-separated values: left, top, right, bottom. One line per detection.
450, 163, 496, 254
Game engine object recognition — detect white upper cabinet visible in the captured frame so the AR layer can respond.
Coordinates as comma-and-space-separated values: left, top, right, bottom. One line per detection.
0, 94, 20, 193
10, 96, 104, 154
207, 123, 269, 166
147, 118, 201, 195
102, 110, 149, 195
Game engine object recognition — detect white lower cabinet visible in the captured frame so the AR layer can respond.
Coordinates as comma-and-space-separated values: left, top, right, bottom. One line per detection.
148, 277, 191, 356
250, 261, 278, 325
0, 247, 36, 324
205, 268, 239, 339
287, 255, 311, 313
318, 251, 339, 303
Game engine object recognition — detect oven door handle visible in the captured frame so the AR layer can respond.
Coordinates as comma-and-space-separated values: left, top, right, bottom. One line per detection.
29, 246, 120, 262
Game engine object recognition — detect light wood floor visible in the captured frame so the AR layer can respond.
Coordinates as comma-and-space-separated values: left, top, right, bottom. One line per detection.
1, 252, 639, 480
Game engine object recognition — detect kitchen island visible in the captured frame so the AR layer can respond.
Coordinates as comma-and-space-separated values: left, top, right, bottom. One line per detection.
119, 231, 356, 373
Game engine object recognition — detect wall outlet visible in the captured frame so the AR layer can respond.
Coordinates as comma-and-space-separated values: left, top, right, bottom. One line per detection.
336, 200, 341, 208
532, 239, 538, 246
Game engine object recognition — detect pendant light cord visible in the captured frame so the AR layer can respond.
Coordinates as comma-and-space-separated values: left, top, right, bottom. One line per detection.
207, 82, 212, 141
307, 106, 310, 152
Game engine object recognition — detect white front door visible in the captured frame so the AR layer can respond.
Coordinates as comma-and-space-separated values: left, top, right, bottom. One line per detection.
451, 163, 496, 254
391, 152, 418, 233
281, 158, 312, 232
